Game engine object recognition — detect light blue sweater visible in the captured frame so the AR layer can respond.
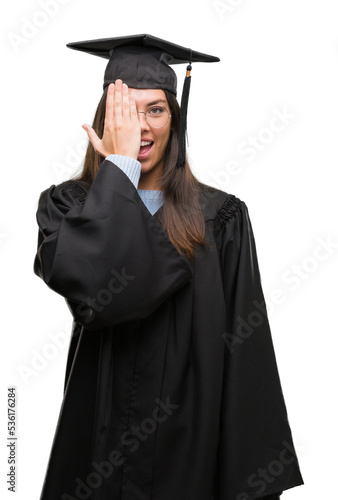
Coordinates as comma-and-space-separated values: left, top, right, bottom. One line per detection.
106, 154, 164, 216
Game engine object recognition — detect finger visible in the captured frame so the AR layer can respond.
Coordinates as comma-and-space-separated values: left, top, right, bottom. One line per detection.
114, 79, 122, 120
105, 83, 115, 128
122, 83, 130, 119
129, 96, 138, 123
82, 124, 101, 152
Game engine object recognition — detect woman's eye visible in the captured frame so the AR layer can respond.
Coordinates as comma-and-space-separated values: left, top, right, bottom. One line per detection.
148, 106, 164, 115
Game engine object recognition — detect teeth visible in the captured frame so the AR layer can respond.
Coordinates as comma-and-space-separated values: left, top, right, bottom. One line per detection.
140, 141, 152, 146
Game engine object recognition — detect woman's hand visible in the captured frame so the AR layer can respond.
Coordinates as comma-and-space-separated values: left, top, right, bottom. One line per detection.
82, 79, 141, 160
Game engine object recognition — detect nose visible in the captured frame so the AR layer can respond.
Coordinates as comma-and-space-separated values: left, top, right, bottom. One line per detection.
138, 112, 151, 131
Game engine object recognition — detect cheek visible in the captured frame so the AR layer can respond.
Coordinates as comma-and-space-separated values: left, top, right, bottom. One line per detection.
156, 127, 171, 149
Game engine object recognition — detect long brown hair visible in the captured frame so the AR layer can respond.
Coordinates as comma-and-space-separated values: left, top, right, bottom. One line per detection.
73, 87, 209, 260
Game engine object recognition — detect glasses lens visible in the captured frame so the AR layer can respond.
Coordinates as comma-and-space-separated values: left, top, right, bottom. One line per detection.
146, 106, 169, 128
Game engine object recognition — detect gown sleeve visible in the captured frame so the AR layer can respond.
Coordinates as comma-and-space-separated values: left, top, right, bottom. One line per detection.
214, 195, 304, 499
34, 159, 192, 331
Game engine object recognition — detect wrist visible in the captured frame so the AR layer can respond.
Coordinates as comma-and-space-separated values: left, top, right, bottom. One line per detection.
105, 153, 138, 160
113, 150, 139, 160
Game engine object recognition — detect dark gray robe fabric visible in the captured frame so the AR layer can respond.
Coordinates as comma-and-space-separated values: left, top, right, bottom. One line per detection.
34, 160, 303, 500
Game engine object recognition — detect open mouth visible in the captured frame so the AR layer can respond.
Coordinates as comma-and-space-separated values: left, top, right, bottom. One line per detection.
138, 140, 154, 160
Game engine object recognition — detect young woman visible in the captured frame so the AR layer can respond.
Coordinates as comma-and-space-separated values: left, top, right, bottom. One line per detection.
34, 34, 303, 500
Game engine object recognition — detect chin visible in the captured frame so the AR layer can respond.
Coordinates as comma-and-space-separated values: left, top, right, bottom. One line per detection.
140, 164, 152, 174
140, 160, 156, 172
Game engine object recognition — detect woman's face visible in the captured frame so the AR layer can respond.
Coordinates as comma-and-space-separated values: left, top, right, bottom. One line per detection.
128, 87, 171, 186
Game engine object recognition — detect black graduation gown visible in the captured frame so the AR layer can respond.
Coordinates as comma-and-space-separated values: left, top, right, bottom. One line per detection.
34, 159, 304, 500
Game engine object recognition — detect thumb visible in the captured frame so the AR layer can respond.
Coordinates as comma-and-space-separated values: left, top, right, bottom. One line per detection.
82, 124, 101, 152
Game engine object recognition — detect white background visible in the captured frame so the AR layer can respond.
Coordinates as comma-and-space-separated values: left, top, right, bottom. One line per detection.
1, 0, 337, 498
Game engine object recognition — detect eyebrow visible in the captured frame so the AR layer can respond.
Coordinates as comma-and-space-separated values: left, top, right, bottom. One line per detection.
146, 99, 167, 106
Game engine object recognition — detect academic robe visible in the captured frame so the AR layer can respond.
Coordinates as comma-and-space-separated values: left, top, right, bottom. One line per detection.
34, 159, 304, 500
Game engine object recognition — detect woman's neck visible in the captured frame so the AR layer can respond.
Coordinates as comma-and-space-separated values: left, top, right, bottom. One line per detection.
137, 162, 163, 190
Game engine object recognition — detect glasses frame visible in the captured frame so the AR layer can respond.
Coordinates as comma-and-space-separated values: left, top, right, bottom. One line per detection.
137, 106, 172, 129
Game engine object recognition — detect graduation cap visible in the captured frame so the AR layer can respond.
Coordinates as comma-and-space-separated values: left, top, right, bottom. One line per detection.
66, 34, 220, 168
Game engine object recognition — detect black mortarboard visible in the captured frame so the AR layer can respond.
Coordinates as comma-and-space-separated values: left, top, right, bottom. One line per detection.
67, 34, 219, 168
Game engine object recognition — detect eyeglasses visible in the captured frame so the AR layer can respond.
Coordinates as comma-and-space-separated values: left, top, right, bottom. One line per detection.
137, 106, 172, 128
